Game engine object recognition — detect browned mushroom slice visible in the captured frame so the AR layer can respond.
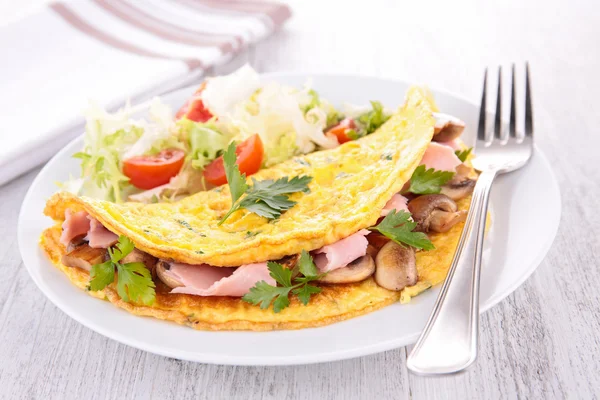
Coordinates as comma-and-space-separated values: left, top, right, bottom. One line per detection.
408, 194, 466, 233
122, 248, 158, 277
440, 177, 476, 201
66, 234, 87, 253
61, 245, 107, 272
432, 112, 466, 142
155, 261, 184, 289
374, 241, 417, 291
277, 254, 300, 270
317, 255, 375, 284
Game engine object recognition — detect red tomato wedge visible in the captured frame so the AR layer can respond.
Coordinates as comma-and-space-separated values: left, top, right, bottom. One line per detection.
123, 149, 185, 190
326, 118, 356, 144
175, 82, 213, 123
203, 134, 264, 186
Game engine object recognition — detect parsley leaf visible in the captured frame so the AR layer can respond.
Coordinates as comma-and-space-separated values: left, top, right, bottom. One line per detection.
89, 261, 115, 291
88, 236, 156, 305
293, 284, 321, 305
297, 250, 319, 277
268, 261, 293, 287
116, 261, 156, 305
407, 165, 455, 195
223, 142, 248, 204
243, 281, 291, 311
455, 147, 473, 162
369, 209, 435, 250
242, 250, 323, 313
218, 150, 313, 225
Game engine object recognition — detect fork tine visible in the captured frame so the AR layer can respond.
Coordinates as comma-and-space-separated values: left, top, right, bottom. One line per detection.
525, 62, 533, 137
477, 68, 488, 141
494, 67, 502, 140
509, 64, 517, 137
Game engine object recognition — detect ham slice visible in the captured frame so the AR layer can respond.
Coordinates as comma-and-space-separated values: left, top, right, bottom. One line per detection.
60, 210, 90, 246
169, 262, 275, 297
436, 139, 462, 151
381, 194, 410, 216
86, 217, 119, 248
60, 209, 118, 248
420, 142, 462, 172
313, 229, 370, 272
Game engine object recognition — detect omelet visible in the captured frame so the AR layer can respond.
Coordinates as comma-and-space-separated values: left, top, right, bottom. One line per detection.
44, 86, 435, 267
40, 194, 472, 330
40, 86, 479, 330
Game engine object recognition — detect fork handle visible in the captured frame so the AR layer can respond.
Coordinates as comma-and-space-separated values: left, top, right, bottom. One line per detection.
406, 169, 497, 375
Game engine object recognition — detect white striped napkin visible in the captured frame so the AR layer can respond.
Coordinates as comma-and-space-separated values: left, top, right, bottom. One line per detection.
0, 0, 291, 186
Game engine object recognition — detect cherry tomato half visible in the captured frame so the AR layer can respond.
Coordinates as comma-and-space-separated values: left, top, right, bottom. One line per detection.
203, 134, 264, 186
123, 149, 185, 190
175, 82, 213, 123
326, 118, 356, 144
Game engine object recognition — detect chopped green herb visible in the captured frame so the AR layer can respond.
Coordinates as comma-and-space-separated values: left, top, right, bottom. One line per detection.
218, 143, 312, 225
369, 210, 434, 250
175, 219, 194, 230
455, 147, 473, 163
245, 231, 261, 239
242, 250, 323, 312
195, 250, 204, 254
295, 159, 311, 167
407, 165, 455, 195
89, 236, 155, 305
381, 152, 393, 161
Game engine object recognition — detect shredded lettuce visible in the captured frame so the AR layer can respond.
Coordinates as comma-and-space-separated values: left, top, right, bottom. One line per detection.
178, 118, 230, 169
69, 98, 180, 203
225, 82, 338, 164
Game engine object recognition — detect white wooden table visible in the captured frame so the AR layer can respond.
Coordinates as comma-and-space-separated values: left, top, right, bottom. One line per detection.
1, 0, 599, 398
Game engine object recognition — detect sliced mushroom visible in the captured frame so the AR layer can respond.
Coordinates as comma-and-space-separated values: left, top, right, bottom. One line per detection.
440, 177, 476, 201
122, 248, 158, 277
66, 234, 87, 253
277, 254, 300, 270
432, 112, 466, 142
374, 241, 417, 291
408, 194, 466, 233
61, 245, 107, 272
155, 261, 184, 289
317, 255, 375, 284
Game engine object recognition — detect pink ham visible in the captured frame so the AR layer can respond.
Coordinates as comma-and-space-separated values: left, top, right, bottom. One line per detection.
86, 217, 119, 248
313, 229, 370, 273
60, 210, 90, 246
381, 194, 410, 216
420, 142, 462, 172
437, 139, 462, 151
169, 262, 275, 297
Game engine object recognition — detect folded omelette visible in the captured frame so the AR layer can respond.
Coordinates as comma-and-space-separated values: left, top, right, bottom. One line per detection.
41, 86, 478, 330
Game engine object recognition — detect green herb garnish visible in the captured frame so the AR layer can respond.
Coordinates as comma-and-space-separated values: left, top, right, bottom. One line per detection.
242, 250, 323, 313
218, 143, 312, 225
455, 147, 473, 163
407, 165, 455, 195
89, 236, 155, 305
369, 210, 434, 250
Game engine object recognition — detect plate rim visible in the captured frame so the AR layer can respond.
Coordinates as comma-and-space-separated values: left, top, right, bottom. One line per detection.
17, 73, 562, 365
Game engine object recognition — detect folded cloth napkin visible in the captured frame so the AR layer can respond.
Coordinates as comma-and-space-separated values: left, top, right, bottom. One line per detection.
0, 0, 291, 186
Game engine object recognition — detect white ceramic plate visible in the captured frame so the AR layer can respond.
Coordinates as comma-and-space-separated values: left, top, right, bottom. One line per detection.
18, 73, 560, 366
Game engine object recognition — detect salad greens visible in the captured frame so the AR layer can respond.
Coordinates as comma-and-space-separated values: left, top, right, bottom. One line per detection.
63, 65, 395, 204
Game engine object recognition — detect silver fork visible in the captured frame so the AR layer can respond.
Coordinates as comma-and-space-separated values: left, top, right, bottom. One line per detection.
406, 64, 534, 375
